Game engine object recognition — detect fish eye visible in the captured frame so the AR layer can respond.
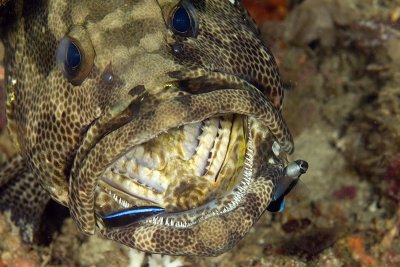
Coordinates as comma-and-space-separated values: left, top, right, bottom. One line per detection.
170, 2, 198, 37
66, 41, 81, 70
56, 30, 95, 86
56, 37, 82, 80
172, 6, 190, 33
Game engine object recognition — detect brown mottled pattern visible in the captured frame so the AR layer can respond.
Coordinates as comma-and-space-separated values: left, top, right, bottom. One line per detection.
170, 1, 285, 109
102, 178, 276, 256
70, 89, 292, 234
0, 155, 50, 242
0, 0, 297, 255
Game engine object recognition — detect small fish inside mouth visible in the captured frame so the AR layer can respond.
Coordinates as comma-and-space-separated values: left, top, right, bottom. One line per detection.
98, 114, 247, 216
99, 206, 166, 228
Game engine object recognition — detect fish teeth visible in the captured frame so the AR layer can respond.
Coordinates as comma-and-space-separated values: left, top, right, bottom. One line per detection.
101, 170, 163, 205
204, 118, 232, 182
182, 122, 202, 160
192, 118, 219, 176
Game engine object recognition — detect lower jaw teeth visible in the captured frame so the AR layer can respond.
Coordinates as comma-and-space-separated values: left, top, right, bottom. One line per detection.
99, 114, 247, 213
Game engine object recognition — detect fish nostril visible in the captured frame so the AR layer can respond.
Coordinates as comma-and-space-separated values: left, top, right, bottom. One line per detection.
102, 72, 114, 84
172, 43, 184, 54
101, 64, 116, 85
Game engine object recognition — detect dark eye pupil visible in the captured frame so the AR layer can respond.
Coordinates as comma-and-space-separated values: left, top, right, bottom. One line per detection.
66, 42, 81, 69
172, 6, 191, 33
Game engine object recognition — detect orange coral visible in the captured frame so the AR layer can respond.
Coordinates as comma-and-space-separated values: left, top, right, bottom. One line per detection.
242, 0, 288, 26
347, 236, 376, 266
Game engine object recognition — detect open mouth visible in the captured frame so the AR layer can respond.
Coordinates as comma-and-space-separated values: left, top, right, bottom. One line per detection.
69, 74, 293, 234
98, 114, 247, 214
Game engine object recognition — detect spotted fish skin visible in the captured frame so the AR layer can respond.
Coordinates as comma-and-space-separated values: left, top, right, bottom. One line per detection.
0, 0, 305, 256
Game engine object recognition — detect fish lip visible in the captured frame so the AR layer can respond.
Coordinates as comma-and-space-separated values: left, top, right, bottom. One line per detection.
69, 73, 289, 234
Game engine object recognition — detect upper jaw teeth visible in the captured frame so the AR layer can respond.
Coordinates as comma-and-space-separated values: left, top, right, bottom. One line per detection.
100, 115, 245, 211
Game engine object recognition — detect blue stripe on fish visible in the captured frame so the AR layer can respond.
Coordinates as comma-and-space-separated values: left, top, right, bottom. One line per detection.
100, 206, 164, 228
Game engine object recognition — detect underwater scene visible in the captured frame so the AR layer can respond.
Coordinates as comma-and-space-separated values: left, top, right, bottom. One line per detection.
0, 0, 399, 266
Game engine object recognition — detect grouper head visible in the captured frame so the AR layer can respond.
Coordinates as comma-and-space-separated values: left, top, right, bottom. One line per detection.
4, 0, 307, 255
